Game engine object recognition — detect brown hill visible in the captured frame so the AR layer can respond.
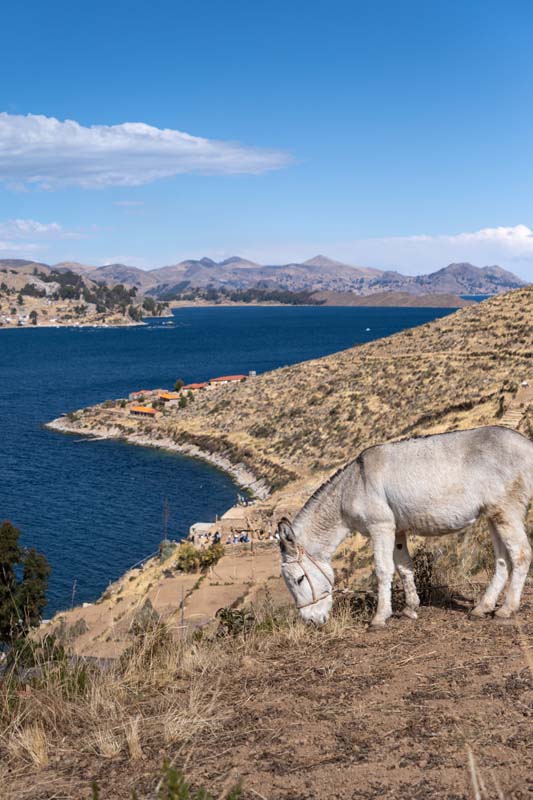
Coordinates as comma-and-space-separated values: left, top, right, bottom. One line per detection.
7, 256, 526, 298
4, 576, 533, 799
412, 261, 526, 294
86, 263, 155, 290
53, 261, 95, 274
302, 254, 383, 279
56, 287, 533, 499
160, 287, 533, 491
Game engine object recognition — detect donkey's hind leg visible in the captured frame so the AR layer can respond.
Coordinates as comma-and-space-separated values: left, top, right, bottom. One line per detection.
470, 520, 510, 618
491, 514, 532, 619
393, 532, 420, 619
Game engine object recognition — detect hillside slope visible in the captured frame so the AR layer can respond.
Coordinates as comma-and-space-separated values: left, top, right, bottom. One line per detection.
54, 287, 533, 505
4, 581, 533, 799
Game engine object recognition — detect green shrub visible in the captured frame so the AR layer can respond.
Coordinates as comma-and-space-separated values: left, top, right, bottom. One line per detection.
215, 607, 256, 637
175, 542, 225, 573
198, 542, 224, 569
159, 539, 177, 561
175, 542, 201, 572
131, 598, 160, 635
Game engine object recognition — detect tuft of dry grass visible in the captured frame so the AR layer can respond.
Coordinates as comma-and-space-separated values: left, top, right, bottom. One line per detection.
92, 727, 123, 759
7, 722, 49, 768
125, 715, 142, 761
162, 681, 221, 746
0, 619, 257, 791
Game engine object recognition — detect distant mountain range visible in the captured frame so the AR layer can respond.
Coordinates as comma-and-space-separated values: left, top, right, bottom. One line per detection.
1, 255, 528, 298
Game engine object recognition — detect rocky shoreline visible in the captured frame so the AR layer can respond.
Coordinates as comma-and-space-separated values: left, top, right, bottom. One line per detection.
46, 416, 271, 500
1, 320, 146, 330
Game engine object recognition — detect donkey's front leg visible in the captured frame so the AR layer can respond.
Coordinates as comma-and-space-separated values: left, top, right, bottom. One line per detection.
369, 524, 396, 629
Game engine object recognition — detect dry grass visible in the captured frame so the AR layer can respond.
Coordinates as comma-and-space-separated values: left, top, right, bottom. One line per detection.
1, 575, 533, 798
4, 516, 527, 793
92, 726, 123, 759
125, 715, 143, 760
0, 615, 273, 790
7, 722, 49, 767
11, 286, 532, 797
162, 682, 221, 746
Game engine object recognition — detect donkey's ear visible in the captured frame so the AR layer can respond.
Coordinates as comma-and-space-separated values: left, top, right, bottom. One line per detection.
277, 517, 297, 556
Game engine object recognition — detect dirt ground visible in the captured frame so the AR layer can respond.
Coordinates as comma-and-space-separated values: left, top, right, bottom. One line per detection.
184, 599, 533, 800
10, 586, 532, 800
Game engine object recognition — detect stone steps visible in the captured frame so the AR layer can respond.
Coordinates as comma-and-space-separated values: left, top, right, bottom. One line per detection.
500, 386, 531, 427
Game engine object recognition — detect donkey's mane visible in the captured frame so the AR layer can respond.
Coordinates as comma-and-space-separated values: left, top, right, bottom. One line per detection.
299, 461, 352, 516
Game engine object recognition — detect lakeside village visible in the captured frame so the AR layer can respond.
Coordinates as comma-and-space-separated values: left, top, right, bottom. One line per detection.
126, 370, 255, 416
93, 370, 276, 549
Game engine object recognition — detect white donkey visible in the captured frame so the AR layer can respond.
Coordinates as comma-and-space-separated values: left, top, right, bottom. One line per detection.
278, 426, 533, 628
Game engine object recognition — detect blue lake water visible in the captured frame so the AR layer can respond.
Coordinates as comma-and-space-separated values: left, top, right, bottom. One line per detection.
0, 305, 457, 614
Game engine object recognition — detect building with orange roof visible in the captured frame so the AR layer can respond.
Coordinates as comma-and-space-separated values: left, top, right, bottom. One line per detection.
158, 391, 182, 402
183, 382, 209, 391
130, 405, 157, 417
209, 374, 247, 385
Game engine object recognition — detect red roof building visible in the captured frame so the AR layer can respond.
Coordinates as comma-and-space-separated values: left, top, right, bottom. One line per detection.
209, 375, 247, 384
130, 405, 157, 416
183, 382, 209, 390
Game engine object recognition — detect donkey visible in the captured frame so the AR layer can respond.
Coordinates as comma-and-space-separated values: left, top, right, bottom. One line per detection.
278, 426, 533, 628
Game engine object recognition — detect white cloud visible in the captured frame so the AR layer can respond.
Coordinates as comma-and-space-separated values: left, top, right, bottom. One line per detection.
0, 218, 83, 255
0, 240, 40, 253
357, 225, 533, 278
241, 225, 533, 280
0, 113, 291, 190
0, 218, 81, 239
404, 224, 533, 250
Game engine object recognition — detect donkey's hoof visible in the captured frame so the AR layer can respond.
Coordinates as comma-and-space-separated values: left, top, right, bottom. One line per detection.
367, 620, 387, 632
402, 607, 418, 620
494, 606, 514, 618
493, 607, 516, 624
468, 607, 488, 621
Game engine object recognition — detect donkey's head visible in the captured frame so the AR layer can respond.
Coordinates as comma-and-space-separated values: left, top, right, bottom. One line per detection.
277, 518, 334, 625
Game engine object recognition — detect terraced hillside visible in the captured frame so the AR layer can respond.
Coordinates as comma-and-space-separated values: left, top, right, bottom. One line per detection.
179, 287, 532, 479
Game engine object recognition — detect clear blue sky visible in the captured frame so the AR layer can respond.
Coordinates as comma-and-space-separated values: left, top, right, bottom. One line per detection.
2, 0, 533, 277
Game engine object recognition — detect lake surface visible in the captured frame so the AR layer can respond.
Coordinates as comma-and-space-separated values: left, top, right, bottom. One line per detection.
0, 305, 456, 614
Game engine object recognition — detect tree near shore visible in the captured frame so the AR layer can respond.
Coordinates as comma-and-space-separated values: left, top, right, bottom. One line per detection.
0, 521, 50, 646
174, 378, 184, 391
